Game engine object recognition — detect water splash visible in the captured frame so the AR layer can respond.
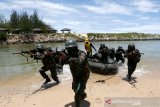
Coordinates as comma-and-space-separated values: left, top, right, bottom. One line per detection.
134, 66, 148, 77
118, 64, 148, 78
58, 65, 72, 83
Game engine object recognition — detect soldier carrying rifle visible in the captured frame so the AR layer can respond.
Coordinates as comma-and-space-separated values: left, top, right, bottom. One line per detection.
13, 44, 66, 85
124, 44, 143, 81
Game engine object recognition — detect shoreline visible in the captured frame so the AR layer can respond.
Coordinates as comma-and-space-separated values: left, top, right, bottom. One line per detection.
1, 33, 160, 45
1, 38, 160, 46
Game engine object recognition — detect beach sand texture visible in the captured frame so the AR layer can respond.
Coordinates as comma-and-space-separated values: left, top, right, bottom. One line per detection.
0, 68, 160, 107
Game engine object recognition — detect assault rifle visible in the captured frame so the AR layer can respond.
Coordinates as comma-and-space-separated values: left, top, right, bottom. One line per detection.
12, 49, 37, 63
13, 48, 68, 64
128, 51, 144, 55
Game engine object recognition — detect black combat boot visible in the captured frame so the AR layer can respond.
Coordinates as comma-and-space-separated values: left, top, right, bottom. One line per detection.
127, 74, 131, 81
55, 79, 60, 84
52, 76, 60, 84
43, 77, 51, 85
82, 92, 87, 100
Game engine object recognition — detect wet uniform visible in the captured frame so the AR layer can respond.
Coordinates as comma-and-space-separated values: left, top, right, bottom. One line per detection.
108, 48, 115, 60
98, 47, 108, 64
34, 50, 59, 84
125, 48, 141, 80
115, 48, 125, 63
65, 50, 89, 99
65, 39, 90, 107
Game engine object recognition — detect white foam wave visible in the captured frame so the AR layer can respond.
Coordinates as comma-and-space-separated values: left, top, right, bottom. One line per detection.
118, 64, 148, 78
134, 66, 148, 77
58, 65, 72, 82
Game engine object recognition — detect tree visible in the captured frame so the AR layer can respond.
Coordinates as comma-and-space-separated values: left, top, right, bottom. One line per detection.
30, 9, 39, 28
10, 10, 19, 29
0, 10, 51, 33
0, 14, 7, 28
19, 11, 32, 32
30, 9, 49, 31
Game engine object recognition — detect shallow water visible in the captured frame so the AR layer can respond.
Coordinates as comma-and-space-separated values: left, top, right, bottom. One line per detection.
0, 41, 160, 82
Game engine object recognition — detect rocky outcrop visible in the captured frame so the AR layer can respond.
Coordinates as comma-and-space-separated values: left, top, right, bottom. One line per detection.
2, 33, 160, 45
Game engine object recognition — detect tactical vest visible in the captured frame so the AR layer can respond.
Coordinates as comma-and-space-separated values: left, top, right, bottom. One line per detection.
41, 53, 56, 67
127, 49, 141, 63
69, 51, 87, 76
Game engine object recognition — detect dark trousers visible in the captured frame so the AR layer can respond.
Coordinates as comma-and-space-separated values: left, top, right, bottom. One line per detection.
116, 57, 125, 63
87, 52, 92, 58
39, 66, 59, 82
72, 76, 88, 100
127, 61, 137, 79
101, 56, 108, 64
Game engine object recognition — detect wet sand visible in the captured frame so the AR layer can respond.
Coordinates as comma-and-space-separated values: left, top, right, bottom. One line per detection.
0, 70, 160, 107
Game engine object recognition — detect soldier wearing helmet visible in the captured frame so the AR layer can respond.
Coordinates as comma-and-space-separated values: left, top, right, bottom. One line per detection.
125, 43, 141, 81
128, 44, 135, 51
115, 46, 125, 63
84, 37, 97, 58
34, 44, 60, 85
108, 48, 115, 60
98, 43, 109, 63
46, 46, 52, 52
36, 44, 45, 53
64, 39, 90, 105
98, 43, 106, 53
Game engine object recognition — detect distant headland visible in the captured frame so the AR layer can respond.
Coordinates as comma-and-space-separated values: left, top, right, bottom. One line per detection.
1, 32, 160, 45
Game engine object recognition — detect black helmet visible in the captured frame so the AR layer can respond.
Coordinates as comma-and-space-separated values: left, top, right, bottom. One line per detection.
36, 44, 45, 50
100, 43, 105, 48
111, 48, 115, 51
36, 44, 45, 53
65, 39, 78, 56
46, 46, 52, 52
118, 46, 122, 49
65, 39, 78, 49
128, 43, 135, 50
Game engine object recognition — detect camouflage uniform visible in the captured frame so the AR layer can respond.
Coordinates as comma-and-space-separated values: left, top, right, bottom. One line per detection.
65, 39, 90, 103
34, 45, 59, 84
68, 51, 89, 101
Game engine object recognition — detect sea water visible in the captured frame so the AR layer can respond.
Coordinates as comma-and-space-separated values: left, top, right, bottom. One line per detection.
0, 41, 160, 83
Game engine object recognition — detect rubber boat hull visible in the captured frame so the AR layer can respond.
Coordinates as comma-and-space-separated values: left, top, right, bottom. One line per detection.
88, 60, 118, 75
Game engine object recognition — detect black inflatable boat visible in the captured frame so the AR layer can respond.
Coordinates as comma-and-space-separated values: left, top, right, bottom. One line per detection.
88, 58, 118, 75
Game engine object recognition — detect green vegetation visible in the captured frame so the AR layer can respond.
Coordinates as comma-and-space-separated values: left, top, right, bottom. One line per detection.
87, 33, 160, 39
1, 10, 160, 43
0, 32, 7, 41
0, 9, 50, 33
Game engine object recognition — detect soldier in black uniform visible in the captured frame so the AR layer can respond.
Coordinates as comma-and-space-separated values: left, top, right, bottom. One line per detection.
125, 44, 141, 81
64, 39, 90, 106
98, 43, 106, 53
34, 44, 59, 85
115, 46, 125, 63
108, 48, 115, 60
98, 43, 109, 64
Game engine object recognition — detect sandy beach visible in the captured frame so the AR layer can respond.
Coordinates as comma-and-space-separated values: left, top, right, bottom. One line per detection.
0, 68, 160, 107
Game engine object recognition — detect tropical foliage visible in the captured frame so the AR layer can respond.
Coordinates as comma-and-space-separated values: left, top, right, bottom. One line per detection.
0, 32, 7, 41
0, 9, 49, 33
87, 33, 160, 39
